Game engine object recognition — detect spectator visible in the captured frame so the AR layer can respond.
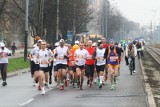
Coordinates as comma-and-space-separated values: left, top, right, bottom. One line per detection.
11, 43, 17, 56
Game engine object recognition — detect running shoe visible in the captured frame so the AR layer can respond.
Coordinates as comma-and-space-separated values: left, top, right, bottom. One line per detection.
65, 80, 69, 87
38, 85, 41, 91
33, 81, 36, 87
110, 84, 115, 90
44, 83, 49, 88
59, 85, 64, 90
2, 81, 7, 86
133, 70, 136, 73
40, 89, 45, 95
99, 84, 102, 89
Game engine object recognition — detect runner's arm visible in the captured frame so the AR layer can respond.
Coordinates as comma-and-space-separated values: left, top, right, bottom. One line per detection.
103, 48, 108, 59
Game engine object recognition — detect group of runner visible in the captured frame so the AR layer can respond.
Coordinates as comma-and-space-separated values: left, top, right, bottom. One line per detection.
29, 37, 126, 95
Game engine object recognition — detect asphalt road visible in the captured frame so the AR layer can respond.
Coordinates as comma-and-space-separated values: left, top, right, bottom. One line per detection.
0, 59, 147, 107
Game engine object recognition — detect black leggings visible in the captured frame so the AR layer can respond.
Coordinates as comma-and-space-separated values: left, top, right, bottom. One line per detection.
48, 61, 53, 80
0, 63, 8, 81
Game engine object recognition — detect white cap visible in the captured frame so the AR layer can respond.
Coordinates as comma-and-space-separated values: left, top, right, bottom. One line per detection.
98, 40, 101, 43
54, 42, 59, 46
59, 39, 65, 43
41, 41, 46, 44
75, 41, 79, 44
118, 44, 121, 48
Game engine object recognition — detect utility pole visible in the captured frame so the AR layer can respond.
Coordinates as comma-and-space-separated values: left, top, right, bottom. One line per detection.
101, 0, 108, 39
105, 0, 109, 39
24, 0, 29, 61
56, 0, 59, 41
39, 0, 44, 38
72, 0, 76, 44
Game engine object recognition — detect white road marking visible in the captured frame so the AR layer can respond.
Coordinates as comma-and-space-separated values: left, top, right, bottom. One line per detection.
20, 98, 34, 106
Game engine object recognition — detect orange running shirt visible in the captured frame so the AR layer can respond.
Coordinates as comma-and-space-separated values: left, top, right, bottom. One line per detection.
68, 49, 75, 66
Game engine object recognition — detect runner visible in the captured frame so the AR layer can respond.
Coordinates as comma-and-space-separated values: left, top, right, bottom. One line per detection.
68, 44, 76, 87
0, 42, 11, 86
46, 43, 53, 84
93, 41, 105, 88
104, 39, 120, 90
101, 38, 109, 83
85, 40, 95, 87
38, 41, 53, 95
54, 39, 69, 90
53, 42, 59, 86
74, 42, 90, 90
115, 42, 124, 76
29, 39, 42, 88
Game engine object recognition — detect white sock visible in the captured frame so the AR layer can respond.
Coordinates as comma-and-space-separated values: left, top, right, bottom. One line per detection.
42, 87, 45, 92
100, 76, 103, 84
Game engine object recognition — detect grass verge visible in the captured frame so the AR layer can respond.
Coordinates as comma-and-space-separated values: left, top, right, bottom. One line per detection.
7, 57, 30, 72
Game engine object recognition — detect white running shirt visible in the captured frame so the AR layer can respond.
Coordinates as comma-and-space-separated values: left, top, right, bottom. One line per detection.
55, 46, 68, 65
74, 49, 89, 66
30, 47, 40, 64
0, 48, 11, 63
96, 48, 106, 66
38, 49, 53, 68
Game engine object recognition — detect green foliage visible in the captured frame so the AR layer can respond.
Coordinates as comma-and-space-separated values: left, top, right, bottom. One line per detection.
7, 57, 30, 72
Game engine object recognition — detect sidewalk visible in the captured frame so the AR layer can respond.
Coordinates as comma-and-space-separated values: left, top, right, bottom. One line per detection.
9, 48, 31, 59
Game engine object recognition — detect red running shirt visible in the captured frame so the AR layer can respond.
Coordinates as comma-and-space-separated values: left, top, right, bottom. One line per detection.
85, 47, 95, 65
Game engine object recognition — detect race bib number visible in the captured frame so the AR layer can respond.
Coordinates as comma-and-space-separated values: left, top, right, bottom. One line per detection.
77, 55, 85, 59
71, 61, 75, 66
110, 56, 118, 62
41, 60, 48, 64
57, 56, 64, 60
0, 52, 7, 58
97, 57, 103, 61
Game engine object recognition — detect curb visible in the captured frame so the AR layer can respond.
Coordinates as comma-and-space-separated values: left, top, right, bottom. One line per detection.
0, 68, 30, 80
139, 59, 157, 107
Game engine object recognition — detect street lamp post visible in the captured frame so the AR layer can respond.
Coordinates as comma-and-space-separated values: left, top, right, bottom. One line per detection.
24, 0, 29, 61
56, 0, 59, 41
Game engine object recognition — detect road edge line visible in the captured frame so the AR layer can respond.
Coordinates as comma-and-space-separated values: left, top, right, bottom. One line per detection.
0, 68, 30, 80
20, 98, 34, 106
140, 59, 157, 107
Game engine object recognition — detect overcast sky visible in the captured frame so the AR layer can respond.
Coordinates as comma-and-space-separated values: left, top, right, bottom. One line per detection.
111, 0, 160, 26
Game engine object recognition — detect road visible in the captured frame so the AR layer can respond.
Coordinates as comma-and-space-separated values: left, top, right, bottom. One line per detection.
0, 59, 148, 107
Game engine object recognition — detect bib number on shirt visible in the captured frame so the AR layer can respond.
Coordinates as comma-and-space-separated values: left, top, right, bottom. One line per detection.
71, 61, 75, 66
57, 56, 64, 60
41, 60, 48, 64
110, 56, 118, 62
96, 57, 103, 61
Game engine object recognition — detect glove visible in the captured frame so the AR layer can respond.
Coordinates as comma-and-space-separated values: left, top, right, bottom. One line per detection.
54, 54, 58, 58
64, 55, 68, 59
8, 53, 12, 56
